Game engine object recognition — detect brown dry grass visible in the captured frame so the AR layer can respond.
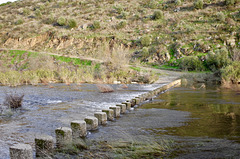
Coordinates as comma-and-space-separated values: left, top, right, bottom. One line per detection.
4, 93, 24, 109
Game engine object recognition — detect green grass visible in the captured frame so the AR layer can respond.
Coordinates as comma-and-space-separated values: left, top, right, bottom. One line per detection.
130, 66, 141, 72
196, 53, 208, 57
155, 64, 180, 70
52, 55, 92, 66
0, 2, 11, 6
5, 50, 92, 67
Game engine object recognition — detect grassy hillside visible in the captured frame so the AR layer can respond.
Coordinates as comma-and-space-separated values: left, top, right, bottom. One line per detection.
0, 0, 239, 85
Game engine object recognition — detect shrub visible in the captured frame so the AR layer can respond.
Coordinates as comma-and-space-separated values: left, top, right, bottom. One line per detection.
179, 56, 204, 71
205, 48, 231, 71
68, 19, 77, 28
44, 15, 55, 24
216, 12, 225, 22
225, 0, 237, 5
15, 19, 24, 25
175, 0, 182, 6
194, 0, 204, 9
152, 10, 163, 20
4, 93, 24, 109
113, 5, 123, 14
221, 61, 240, 84
22, 8, 31, 16
120, 11, 128, 19
116, 21, 127, 29
148, 0, 159, 9
35, 9, 42, 18
141, 47, 149, 59
57, 17, 67, 26
90, 21, 101, 30
140, 35, 151, 47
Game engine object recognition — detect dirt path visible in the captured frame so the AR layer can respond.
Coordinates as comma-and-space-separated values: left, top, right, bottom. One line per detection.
137, 66, 184, 84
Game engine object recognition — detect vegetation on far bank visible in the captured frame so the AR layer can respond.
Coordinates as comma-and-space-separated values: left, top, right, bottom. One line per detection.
0, 49, 158, 86
0, 0, 239, 85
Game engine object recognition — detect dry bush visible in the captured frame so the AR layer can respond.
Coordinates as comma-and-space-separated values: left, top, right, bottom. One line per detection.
96, 84, 114, 93
4, 93, 24, 109
28, 54, 56, 70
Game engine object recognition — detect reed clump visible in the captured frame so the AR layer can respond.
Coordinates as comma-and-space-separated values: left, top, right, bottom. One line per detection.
4, 93, 24, 109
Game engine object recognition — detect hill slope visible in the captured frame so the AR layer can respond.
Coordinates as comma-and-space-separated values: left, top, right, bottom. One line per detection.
0, 0, 239, 84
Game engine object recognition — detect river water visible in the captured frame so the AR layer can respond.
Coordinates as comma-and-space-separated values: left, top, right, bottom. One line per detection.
0, 83, 162, 159
88, 86, 240, 159
1, 84, 240, 158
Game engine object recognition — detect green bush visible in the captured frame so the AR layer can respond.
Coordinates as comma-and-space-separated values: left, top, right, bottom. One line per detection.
205, 48, 231, 71
221, 61, 240, 83
57, 17, 67, 26
116, 21, 127, 29
225, 0, 237, 5
15, 19, 24, 25
22, 8, 31, 16
179, 56, 204, 71
44, 15, 55, 24
141, 47, 149, 58
90, 21, 101, 30
68, 19, 77, 28
140, 35, 151, 47
152, 10, 163, 20
175, 0, 181, 6
113, 5, 123, 14
120, 11, 129, 19
194, 0, 204, 9
35, 9, 42, 18
148, 1, 159, 9
216, 12, 225, 22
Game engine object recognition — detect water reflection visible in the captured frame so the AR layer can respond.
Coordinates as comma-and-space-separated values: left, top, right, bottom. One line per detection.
142, 87, 240, 141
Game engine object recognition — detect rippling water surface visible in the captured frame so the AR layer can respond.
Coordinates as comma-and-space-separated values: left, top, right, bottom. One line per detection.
0, 83, 162, 159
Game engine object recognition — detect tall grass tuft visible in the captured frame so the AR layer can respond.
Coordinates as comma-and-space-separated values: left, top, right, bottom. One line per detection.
194, 0, 204, 9
4, 93, 24, 109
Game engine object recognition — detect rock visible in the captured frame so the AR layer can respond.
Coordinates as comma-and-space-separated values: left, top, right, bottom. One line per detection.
165, 52, 171, 61
10, 144, 33, 159
102, 109, 114, 121
35, 135, 54, 157
55, 127, 72, 148
94, 112, 107, 125
71, 120, 87, 138
84, 116, 98, 130
109, 106, 121, 118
